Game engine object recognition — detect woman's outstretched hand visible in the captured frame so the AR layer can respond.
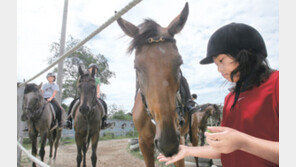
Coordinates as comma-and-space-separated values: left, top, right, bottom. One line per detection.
205, 126, 244, 154
157, 145, 188, 166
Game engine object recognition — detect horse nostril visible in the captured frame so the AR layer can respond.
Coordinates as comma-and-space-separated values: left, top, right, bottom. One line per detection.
154, 139, 159, 148
80, 106, 89, 113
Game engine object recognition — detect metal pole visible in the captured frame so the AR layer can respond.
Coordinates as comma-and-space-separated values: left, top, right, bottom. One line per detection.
56, 0, 69, 103
17, 84, 26, 166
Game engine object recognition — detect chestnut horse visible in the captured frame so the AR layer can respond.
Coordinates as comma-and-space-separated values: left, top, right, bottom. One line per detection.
117, 3, 199, 167
190, 103, 221, 146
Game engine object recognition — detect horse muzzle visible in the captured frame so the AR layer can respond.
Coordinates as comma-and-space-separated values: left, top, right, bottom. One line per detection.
79, 105, 90, 115
154, 131, 180, 157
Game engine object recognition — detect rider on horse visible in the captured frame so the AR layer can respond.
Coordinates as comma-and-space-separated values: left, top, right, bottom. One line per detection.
42, 72, 64, 128
66, 63, 110, 129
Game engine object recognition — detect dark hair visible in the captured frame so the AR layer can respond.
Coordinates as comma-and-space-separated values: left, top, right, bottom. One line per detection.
221, 50, 273, 109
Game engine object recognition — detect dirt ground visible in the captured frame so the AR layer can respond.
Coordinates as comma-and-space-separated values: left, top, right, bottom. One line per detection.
20, 138, 146, 167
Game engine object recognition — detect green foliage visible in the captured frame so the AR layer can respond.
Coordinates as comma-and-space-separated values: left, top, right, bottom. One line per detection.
61, 103, 68, 112
48, 36, 115, 100
108, 104, 132, 120
111, 110, 132, 120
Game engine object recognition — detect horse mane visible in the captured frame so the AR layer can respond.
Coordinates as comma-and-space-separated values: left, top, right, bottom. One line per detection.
198, 103, 212, 111
24, 83, 39, 94
128, 19, 160, 53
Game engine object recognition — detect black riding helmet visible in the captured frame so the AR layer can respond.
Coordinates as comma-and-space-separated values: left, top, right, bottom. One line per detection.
88, 63, 99, 71
199, 23, 267, 64
46, 73, 56, 82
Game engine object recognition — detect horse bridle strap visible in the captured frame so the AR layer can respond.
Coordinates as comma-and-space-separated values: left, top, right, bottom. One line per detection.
147, 36, 176, 44
140, 90, 156, 125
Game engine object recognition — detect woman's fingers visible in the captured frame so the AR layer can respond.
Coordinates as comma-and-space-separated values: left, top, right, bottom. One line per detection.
157, 154, 166, 160
205, 132, 224, 141
207, 126, 226, 133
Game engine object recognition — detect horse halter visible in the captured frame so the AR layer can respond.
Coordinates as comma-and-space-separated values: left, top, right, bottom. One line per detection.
147, 36, 176, 44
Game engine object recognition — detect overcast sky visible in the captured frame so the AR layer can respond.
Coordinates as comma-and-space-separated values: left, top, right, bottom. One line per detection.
17, 0, 279, 112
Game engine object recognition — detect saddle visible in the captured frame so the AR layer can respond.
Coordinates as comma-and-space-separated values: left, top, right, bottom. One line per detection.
68, 98, 106, 119
48, 103, 58, 131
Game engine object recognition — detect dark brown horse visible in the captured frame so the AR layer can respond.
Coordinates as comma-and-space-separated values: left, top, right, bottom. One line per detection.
185, 103, 221, 165
189, 104, 221, 145
74, 66, 105, 167
21, 83, 63, 167
117, 3, 197, 167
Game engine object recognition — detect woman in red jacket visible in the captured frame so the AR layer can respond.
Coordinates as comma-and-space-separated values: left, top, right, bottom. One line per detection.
158, 23, 279, 166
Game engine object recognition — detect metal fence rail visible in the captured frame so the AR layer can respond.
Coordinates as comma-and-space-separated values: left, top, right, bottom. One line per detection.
17, 141, 50, 167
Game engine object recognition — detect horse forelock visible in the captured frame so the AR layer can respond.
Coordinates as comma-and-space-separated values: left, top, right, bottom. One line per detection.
128, 19, 161, 53
24, 83, 39, 94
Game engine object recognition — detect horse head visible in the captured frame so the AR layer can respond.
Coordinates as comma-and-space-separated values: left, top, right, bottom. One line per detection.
77, 65, 97, 115
117, 2, 189, 157
22, 83, 43, 121
209, 104, 221, 126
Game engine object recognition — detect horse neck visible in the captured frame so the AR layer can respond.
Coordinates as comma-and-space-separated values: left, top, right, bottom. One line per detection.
200, 110, 211, 125
32, 96, 46, 119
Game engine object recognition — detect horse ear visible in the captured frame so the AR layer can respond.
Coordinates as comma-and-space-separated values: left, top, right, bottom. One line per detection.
78, 65, 84, 76
38, 82, 43, 90
167, 2, 189, 36
117, 17, 139, 38
91, 67, 96, 78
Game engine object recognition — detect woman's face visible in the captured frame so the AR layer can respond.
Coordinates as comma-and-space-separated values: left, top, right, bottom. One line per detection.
47, 76, 55, 82
213, 54, 240, 82
88, 67, 98, 74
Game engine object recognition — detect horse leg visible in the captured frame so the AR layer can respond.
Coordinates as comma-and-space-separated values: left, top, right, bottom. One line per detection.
82, 140, 87, 167
190, 127, 200, 167
75, 133, 83, 167
91, 133, 99, 167
39, 131, 48, 161
53, 128, 62, 159
29, 130, 38, 167
174, 136, 185, 167
139, 136, 155, 167
200, 128, 206, 146
48, 132, 54, 158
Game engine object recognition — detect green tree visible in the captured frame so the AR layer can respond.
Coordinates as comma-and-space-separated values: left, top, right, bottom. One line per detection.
109, 104, 132, 120
48, 36, 115, 100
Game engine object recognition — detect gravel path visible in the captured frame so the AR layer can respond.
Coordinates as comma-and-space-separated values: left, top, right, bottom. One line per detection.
20, 138, 145, 167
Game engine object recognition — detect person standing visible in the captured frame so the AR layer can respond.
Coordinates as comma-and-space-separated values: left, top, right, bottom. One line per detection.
158, 23, 279, 166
